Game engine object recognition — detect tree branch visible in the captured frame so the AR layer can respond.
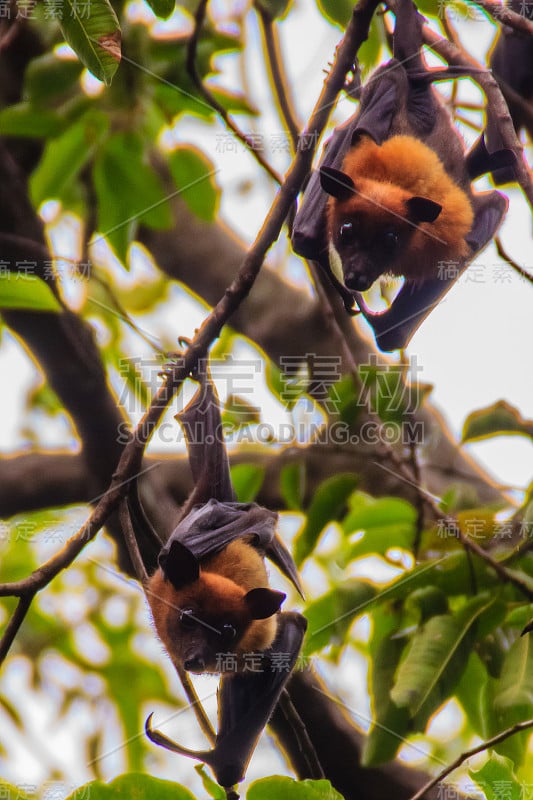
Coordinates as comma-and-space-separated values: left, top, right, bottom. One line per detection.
186, 0, 282, 184
408, 718, 533, 800
472, 0, 533, 35
257, 6, 301, 151
422, 25, 533, 209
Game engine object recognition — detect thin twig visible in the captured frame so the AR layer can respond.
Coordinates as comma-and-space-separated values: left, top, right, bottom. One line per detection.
495, 236, 533, 285
0, 595, 33, 664
119, 498, 149, 584
186, 0, 282, 184
408, 718, 533, 800
176, 664, 217, 746
454, 113, 483, 133
257, 7, 301, 151
278, 688, 325, 779
408, 438, 425, 556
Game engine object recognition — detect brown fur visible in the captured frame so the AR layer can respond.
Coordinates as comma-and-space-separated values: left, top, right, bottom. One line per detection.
327, 135, 474, 281
147, 541, 278, 673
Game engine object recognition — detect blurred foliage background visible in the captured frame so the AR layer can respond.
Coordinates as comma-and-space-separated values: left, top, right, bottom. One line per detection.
1, 0, 533, 798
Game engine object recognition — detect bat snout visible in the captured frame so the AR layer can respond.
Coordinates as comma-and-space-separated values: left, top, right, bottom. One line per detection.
184, 656, 206, 673
344, 270, 374, 292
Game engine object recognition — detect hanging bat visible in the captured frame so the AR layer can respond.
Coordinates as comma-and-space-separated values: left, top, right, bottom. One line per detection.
292, 0, 515, 351
130, 364, 306, 793
488, 0, 533, 184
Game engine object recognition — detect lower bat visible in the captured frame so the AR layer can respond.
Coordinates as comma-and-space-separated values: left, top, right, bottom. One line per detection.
129, 364, 306, 793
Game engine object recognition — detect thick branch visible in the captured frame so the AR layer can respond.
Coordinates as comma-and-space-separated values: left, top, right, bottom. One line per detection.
271, 668, 449, 800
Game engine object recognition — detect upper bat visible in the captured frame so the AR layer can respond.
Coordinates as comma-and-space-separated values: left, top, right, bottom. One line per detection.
292, 0, 514, 351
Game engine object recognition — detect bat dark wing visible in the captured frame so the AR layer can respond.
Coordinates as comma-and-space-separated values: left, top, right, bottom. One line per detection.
146, 611, 307, 791
355, 191, 508, 352
211, 611, 307, 787
160, 498, 304, 597
158, 365, 303, 596
176, 360, 236, 507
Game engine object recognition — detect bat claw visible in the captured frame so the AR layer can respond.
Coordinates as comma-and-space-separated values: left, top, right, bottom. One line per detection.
145, 712, 212, 761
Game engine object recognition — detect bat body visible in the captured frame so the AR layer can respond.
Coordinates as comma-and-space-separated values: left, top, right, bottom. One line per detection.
147, 510, 293, 674
292, 0, 513, 351
134, 365, 306, 792
323, 134, 474, 292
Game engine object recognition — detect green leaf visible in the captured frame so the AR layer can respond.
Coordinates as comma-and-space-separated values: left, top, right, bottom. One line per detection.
304, 580, 376, 656
253, 0, 293, 19
195, 766, 226, 799
315, 0, 353, 28
210, 87, 259, 116
415, 0, 440, 14
328, 374, 360, 426
405, 587, 449, 623
294, 473, 358, 565
30, 110, 109, 207
491, 634, 533, 765
462, 400, 533, 442
230, 464, 265, 503
455, 652, 490, 737
373, 552, 497, 606
144, 0, 175, 19
342, 493, 416, 559
167, 146, 219, 221
247, 776, 345, 800
0, 104, 64, 138
469, 754, 522, 800
222, 394, 261, 430
25, 53, 83, 106
65, 773, 195, 799
93, 132, 173, 263
0, 274, 61, 312
280, 463, 305, 510
391, 594, 494, 718
362, 608, 411, 765
55, 0, 121, 85
505, 603, 533, 629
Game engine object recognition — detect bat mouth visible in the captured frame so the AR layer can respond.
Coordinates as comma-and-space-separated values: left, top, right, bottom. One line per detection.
184, 656, 206, 673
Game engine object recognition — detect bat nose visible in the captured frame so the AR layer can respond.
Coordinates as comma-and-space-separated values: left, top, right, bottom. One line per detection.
184, 657, 206, 673
345, 272, 372, 292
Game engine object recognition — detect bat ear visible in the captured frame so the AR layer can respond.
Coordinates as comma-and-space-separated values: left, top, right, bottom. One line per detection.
406, 196, 442, 223
159, 540, 200, 590
320, 167, 356, 201
244, 588, 286, 620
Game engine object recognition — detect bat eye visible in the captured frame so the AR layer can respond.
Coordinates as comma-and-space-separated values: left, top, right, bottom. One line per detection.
339, 222, 355, 242
179, 608, 196, 629
384, 231, 399, 250
221, 623, 237, 642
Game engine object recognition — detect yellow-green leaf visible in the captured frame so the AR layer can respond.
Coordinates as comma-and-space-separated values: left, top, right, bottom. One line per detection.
55, 0, 121, 85
0, 274, 61, 313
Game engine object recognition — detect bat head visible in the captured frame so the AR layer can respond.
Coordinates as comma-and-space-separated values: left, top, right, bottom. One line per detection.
320, 166, 442, 291
151, 540, 286, 673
